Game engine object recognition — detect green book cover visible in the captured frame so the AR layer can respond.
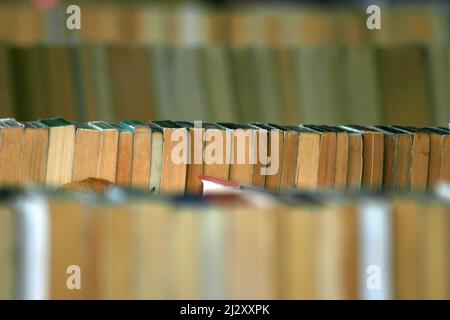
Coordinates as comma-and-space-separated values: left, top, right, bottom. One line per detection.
91, 44, 114, 123
428, 45, 449, 125
252, 46, 283, 124
202, 45, 237, 123
345, 45, 382, 125
294, 46, 346, 124
231, 46, 259, 123
376, 46, 431, 126
46, 46, 77, 121
0, 44, 14, 118
173, 46, 208, 121
150, 45, 176, 120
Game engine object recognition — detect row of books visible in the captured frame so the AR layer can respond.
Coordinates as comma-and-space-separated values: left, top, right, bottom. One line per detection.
0, 4, 447, 46
1, 118, 449, 193
0, 188, 449, 299
1, 43, 449, 125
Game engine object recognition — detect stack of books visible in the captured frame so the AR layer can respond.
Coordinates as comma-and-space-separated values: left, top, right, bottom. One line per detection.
0, 188, 448, 299
1, 118, 449, 192
0, 5, 448, 125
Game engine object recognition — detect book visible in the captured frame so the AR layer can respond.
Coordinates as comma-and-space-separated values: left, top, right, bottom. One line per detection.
278, 205, 315, 299
266, 124, 298, 192
393, 199, 421, 299
392, 126, 430, 190
323, 126, 349, 189
421, 203, 449, 299
316, 204, 358, 299
88, 121, 119, 183
0, 45, 14, 118
0, 118, 23, 186
295, 126, 321, 190
295, 47, 345, 124
421, 127, 449, 188
19, 121, 49, 185
373, 126, 413, 190
341, 125, 384, 191
46, 46, 77, 121
72, 121, 119, 183
168, 206, 200, 299
202, 45, 237, 122
120, 120, 152, 190
72, 123, 102, 182
95, 204, 135, 299
148, 124, 163, 195
41, 118, 75, 187
359, 199, 393, 300
249, 123, 271, 189
302, 125, 337, 189
49, 199, 87, 299
202, 123, 231, 183
175, 121, 204, 195
151, 121, 187, 194
0, 202, 15, 299
377, 46, 431, 126
135, 201, 170, 299
345, 129, 363, 190
217, 123, 256, 186
115, 126, 133, 187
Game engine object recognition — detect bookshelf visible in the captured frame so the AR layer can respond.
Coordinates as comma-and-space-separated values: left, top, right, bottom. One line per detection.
0, 1, 449, 301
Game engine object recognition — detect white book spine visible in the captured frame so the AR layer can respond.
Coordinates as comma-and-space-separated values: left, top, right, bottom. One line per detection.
359, 199, 393, 300
14, 193, 50, 300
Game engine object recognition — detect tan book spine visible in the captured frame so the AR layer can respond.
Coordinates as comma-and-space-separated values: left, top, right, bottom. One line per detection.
0, 125, 23, 186
409, 132, 430, 190
317, 132, 337, 189
160, 128, 188, 194
135, 202, 169, 299
97, 129, 119, 182
49, 201, 88, 299
228, 129, 255, 186
421, 204, 448, 299
427, 133, 443, 188
382, 134, 398, 190
45, 125, 75, 187
265, 130, 284, 192
72, 129, 101, 182
130, 127, 151, 189
395, 134, 413, 189
334, 132, 349, 189
228, 208, 265, 299
203, 129, 230, 181
0, 205, 15, 299
251, 129, 268, 189
361, 132, 384, 190
169, 209, 200, 299
115, 131, 133, 186
394, 200, 421, 299
185, 127, 204, 195
279, 207, 315, 299
440, 135, 450, 183
19, 127, 48, 185
100, 206, 135, 299
316, 205, 358, 299
278, 131, 299, 191
296, 132, 320, 190
346, 134, 363, 190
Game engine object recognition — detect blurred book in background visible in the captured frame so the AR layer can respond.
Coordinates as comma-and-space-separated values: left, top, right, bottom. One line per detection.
0, 2, 448, 125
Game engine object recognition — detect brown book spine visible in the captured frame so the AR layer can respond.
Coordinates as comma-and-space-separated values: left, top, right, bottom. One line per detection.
130, 127, 152, 189
115, 130, 133, 186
